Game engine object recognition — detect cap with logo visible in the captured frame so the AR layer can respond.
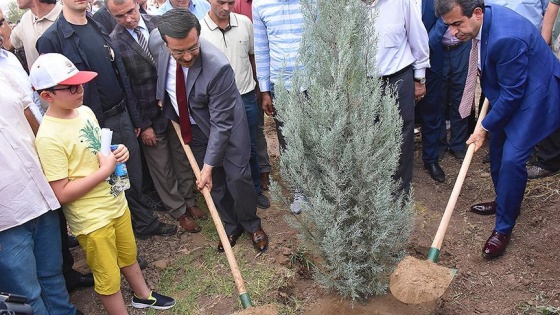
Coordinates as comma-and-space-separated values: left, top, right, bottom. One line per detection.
29, 53, 98, 90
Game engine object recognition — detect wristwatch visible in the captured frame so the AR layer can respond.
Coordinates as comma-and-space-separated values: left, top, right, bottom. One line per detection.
414, 77, 426, 85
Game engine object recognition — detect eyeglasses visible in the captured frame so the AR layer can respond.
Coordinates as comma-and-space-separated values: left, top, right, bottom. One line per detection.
49, 85, 81, 94
113, 3, 138, 20
168, 41, 200, 57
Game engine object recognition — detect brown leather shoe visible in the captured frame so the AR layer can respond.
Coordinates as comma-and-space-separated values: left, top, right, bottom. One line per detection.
187, 206, 208, 220
482, 231, 510, 259
250, 228, 268, 252
470, 201, 497, 215
260, 172, 270, 191
217, 232, 244, 252
177, 213, 201, 233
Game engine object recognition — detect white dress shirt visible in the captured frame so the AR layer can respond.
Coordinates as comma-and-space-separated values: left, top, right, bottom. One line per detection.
370, 0, 430, 78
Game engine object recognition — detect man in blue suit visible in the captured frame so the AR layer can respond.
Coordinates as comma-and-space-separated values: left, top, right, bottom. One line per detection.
417, 0, 447, 183
435, 0, 560, 258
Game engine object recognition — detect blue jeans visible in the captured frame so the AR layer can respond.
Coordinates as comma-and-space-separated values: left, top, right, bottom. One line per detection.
242, 90, 262, 195
0, 210, 77, 315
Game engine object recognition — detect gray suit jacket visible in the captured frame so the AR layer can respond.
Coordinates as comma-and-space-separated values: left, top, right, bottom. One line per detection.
148, 30, 250, 168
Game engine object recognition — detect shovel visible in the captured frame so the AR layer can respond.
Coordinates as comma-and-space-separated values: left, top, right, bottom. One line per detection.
389, 98, 490, 304
171, 121, 256, 309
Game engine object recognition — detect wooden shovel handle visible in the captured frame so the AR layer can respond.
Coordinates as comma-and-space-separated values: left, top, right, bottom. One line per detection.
429, 99, 490, 254
171, 121, 252, 307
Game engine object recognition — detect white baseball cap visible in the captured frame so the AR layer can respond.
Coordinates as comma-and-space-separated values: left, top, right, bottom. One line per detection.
29, 53, 98, 90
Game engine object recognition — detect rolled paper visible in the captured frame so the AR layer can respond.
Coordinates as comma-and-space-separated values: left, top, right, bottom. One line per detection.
100, 128, 113, 156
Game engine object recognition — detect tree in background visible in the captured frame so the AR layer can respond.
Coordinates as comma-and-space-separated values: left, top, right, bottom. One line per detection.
6, 1, 26, 23
272, 0, 416, 301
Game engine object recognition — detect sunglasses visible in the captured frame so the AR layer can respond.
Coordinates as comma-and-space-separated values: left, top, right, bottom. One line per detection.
49, 85, 81, 94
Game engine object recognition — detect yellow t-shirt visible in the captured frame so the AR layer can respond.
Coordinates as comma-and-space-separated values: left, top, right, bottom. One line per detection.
35, 106, 126, 235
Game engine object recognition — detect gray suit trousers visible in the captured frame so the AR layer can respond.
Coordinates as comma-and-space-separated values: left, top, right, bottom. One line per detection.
190, 125, 261, 235
141, 123, 196, 219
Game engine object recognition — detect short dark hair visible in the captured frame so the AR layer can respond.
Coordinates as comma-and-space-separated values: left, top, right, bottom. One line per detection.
158, 8, 200, 43
434, 0, 484, 18
38, 0, 57, 4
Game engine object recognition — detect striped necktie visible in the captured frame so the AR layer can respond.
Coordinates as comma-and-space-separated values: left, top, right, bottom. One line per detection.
458, 38, 479, 119
133, 27, 155, 64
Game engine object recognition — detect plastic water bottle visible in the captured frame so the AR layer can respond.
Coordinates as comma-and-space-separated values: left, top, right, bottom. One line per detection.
110, 145, 130, 191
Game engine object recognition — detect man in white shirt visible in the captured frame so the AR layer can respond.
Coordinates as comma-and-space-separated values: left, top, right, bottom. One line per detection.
0, 50, 79, 315
370, 0, 430, 194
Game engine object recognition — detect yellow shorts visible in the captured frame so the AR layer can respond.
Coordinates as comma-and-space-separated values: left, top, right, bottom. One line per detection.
77, 208, 137, 295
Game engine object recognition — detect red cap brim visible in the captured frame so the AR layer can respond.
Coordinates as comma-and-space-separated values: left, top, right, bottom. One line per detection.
59, 71, 98, 85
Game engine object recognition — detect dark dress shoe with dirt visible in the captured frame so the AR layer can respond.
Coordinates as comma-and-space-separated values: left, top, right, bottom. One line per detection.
470, 201, 497, 215
187, 205, 208, 220
527, 165, 559, 180
482, 231, 511, 259
178, 214, 202, 233
250, 228, 269, 252
217, 232, 244, 252
257, 193, 270, 209
135, 222, 178, 240
451, 149, 466, 160
424, 162, 445, 183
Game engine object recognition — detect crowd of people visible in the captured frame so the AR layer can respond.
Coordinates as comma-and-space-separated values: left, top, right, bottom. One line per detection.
1, 0, 560, 313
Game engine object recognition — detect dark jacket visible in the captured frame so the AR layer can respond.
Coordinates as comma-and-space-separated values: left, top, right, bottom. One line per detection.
110, 15, 166, 133
36, 13, 142, 128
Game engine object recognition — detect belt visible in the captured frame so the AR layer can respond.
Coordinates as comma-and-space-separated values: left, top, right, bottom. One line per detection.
381, 65, 412, 81
442, 42, 464, 51
103, 98, 126, 118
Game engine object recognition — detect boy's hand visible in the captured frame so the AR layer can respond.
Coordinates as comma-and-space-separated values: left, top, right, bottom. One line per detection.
97, 151, 117, 176
112, 144, 130, 163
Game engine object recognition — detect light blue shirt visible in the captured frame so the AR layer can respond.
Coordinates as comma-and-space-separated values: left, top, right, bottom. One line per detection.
155, 0, 210, 20
485, 0, 548, 29
252, 0, 303, 91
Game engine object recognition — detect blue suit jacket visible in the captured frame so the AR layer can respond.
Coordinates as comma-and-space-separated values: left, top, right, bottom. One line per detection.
422, 0, 446, 72
480, 5, 560, 149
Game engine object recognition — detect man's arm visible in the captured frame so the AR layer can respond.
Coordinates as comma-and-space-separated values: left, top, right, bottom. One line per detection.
252, 3, 271, 93
542, 2, 559, 44
482, 38, 529, 133
24, 107, 39, 135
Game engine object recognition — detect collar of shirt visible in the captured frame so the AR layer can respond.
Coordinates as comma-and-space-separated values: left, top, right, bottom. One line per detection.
0, 49, 9, 60
34, 3, 63, 24
476, 19, 483, 70
202, 12, 239, 31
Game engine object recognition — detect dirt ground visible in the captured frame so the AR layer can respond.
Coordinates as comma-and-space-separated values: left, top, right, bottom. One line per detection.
69, 116, 560, 314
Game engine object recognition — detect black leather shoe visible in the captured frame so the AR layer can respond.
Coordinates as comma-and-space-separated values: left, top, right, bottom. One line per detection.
470, 201, 496, 215
217, 231, 244, 252
250, 228, 269, 252
424, 162, 445, 183
78, 273, 94, 288
66, 270, 94, 292
482, 231, 511, 259
136, 222, 178, 240
451, 149, 466, 160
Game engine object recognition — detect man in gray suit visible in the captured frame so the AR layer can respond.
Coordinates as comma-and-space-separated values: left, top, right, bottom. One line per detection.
148, 8, 268, 252
107, 0, 205, 234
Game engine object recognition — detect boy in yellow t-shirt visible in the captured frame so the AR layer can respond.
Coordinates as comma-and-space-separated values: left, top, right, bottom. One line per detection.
31, 53, 175, 314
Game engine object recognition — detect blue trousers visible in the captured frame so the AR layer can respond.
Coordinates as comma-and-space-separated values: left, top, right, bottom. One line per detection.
490, 130, 532, 234
440, 41, 471, 153
0, 210, 77, 315
242, 90, 262, 195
